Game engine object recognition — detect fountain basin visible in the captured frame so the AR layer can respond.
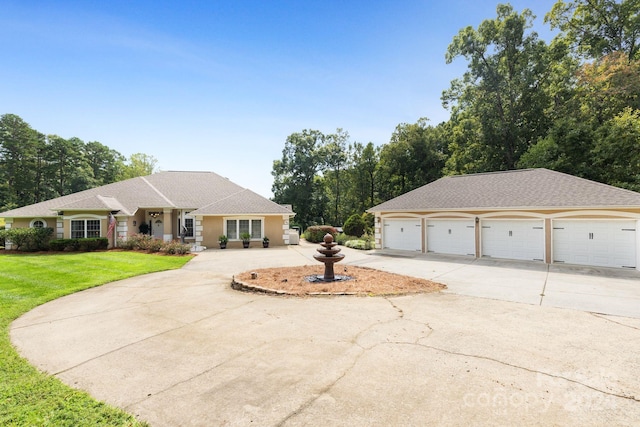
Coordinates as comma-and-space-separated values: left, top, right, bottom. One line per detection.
313, 254, 345, 263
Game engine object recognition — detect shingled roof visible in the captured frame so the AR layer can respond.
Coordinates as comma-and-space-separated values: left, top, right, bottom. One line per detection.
0, 171, 291, 218
191, 189, 293, 215
368, 169, 640, 212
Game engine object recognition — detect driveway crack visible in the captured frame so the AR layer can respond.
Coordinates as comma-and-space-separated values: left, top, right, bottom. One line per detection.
274, 347, 367, 427
384, 297, 404, 318
276, 299, 408, 426
590, 313, 640, 330
51, 298, 260, 376
397, 342, 639, 403
539, 263, 550, 306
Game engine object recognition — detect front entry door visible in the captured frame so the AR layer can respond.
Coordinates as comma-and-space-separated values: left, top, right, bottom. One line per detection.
153, 219, 163, 239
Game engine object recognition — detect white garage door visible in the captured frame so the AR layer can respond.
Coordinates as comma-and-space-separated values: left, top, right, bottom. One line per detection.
553, 220, 636, 269
481, 220, 544, 261
426, 220, 475, 256
383, 219, 421, 251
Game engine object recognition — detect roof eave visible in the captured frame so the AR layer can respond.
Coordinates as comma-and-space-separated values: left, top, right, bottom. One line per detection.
369, 205, 640, 213
194, 211, 296, 216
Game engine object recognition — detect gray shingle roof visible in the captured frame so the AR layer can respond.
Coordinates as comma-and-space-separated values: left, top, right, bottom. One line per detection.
0, 171, 292, 218
368, 169, 640, 212
191, 188, 293, 215
52, 195, 133, 215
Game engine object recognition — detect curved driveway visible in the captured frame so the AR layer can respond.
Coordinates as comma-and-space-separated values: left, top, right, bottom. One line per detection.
10, 244, 640, 426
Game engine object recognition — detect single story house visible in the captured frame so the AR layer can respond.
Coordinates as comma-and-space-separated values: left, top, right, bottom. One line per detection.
0, 171, 295, 250
368, 168, 640, 270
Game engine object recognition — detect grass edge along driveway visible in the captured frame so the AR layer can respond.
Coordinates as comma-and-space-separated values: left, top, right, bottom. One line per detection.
0, 251, 192, 427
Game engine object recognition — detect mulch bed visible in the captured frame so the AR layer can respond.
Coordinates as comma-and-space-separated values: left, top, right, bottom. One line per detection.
233, 265, 446, 296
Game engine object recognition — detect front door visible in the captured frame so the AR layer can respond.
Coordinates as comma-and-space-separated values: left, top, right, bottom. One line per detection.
153, 219, 163, 239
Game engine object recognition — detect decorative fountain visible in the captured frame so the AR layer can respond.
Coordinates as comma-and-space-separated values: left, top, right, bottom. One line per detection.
307, 233, 351, 282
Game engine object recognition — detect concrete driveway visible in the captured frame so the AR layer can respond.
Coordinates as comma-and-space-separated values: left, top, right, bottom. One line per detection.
10, 244, 640, 426
351, 250, 640, 319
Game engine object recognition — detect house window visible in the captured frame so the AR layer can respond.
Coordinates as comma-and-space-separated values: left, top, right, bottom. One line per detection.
178, 212, 194, 238
30, 218, 47, 228
251, 220, 261, 238
239, 219, 250, 236
226, 219, 237, 239
225, 218, 263, 240
71, 219, 101, 238
184, 217, 194, 237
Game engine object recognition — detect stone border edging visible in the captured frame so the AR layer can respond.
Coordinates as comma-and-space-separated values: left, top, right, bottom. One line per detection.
230, 277, 359, 297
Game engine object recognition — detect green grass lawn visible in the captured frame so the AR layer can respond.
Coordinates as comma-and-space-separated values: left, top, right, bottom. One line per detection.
0, 251, 192, 426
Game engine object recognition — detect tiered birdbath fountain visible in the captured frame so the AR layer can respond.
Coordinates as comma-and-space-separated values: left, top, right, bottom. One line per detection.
308, 233, 350, 282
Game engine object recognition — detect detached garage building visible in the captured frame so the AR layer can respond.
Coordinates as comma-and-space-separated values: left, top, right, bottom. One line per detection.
368, 169, 640, 270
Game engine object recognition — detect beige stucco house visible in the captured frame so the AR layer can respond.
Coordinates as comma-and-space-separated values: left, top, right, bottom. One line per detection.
368, 169, 640, 270
0, 171, 295, 250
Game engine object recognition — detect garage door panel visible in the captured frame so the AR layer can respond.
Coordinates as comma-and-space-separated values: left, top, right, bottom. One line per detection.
426, 220, 475, 256
482, 220, 544, 261
383, 219, 421, 251
553, 220, 636, 269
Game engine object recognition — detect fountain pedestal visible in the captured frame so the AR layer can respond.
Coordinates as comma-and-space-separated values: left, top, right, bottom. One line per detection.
313, 233, 345, 281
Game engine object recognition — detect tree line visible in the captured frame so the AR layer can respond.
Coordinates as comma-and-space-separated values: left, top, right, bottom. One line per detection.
0, 114, 158, 212
272, 0, 640, 230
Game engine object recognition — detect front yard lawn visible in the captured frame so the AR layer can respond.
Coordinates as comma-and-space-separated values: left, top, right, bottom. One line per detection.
0, 252, 192, 426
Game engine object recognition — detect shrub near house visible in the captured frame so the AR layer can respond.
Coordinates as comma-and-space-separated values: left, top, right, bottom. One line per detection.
0, 227, 53, 251
303, 225, 337, 243
343, 213, 366, 237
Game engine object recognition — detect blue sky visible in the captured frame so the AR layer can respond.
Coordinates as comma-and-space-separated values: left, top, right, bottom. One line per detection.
1, 0, 558, 198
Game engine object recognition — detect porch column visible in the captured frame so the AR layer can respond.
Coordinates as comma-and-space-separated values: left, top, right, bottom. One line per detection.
282, 215, 290, 245
374, 214, 382, 249
195, 215, 204, 247
163, 209, 173, 242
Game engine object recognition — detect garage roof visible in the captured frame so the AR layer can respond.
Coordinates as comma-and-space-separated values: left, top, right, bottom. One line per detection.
368, 169, 640, 212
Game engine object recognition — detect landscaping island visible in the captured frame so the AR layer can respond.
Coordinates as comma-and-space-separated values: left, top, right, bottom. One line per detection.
233, 265, 446, 296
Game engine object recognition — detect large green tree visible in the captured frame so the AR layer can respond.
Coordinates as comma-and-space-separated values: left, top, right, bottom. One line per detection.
349, 141, 380, 212
546, 0, 640, 62
0, 113, 136, 211
520, 51, 640, 184
45, 135, 95, 197
0, 114, 45, 210
443, 4, 554, 172
592, 107, 640, 190
320, 129, 349, 225
84, 141, 125, 185
120, 153, 158, 180
272, 130, 326, 229
378, 118, 446, 200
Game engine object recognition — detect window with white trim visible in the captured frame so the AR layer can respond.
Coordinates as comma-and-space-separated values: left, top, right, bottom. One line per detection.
71, 219, 101, 238
225, 218, 263, 240
184, 217, 194, 237
177, 211, 194, 238
30, 218, 47, 228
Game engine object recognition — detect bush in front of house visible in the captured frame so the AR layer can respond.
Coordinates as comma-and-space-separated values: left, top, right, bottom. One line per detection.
137, 236, 164, 252
160, 240, 191, 255
49, 239, 79, 251
343, 213, 366, 238
78, 238, 108, 251
49, 238, 108, 252
117, 233, 191, 254
117, 233, 154, 250
0, 227, 53, 251
335, 232, 358, 245
303, 225, 338, 243
344, 233, 375, 250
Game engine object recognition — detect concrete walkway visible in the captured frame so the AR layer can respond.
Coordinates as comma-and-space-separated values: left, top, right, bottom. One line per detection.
10, 244, 640, 426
